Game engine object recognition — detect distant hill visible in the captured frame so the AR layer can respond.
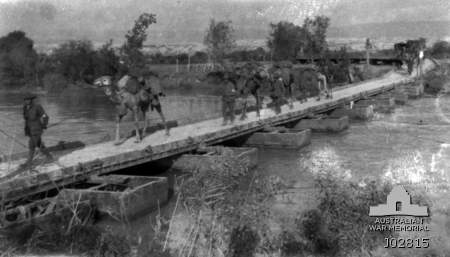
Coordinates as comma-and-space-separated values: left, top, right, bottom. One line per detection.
2, 0, 449, 49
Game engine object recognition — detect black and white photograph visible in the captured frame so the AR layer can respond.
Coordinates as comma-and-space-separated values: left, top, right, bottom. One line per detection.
0, 0, 449, 256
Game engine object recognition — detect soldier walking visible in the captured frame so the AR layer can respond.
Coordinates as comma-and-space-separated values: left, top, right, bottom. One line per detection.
316, 71, 332, 101
280, 67, 294, 109
22, 93, 53, 169
248, 68, 263, 118
270, 70, 285, 114
222, 72, 238, 125
140, 72, 170, 136
235, 67, 250, 121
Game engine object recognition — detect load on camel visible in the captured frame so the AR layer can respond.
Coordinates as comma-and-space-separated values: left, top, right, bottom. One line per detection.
234, 63, 267, 119
93, 71, 170, 145
287, 64, 333, 101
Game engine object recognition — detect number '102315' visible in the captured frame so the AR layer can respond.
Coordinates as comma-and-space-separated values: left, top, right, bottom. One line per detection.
384, 237, 429, 248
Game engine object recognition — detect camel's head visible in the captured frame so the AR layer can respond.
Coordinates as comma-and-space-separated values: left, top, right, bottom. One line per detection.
93, 76, 113, 88
93, 76, 115, 96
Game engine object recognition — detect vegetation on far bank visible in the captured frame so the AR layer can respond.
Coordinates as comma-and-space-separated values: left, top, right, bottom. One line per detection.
1, 10, 445, 94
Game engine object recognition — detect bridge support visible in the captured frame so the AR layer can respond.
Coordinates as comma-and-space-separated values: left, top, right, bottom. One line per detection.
330, 105, 374, 121
244, 128, 311, 149
293, 116, 349, 133
355, 96, 395, 113
171, 146, 258, 173
400, 80, 424, 98
57, 175, 169, 220
393, 91, 409, 105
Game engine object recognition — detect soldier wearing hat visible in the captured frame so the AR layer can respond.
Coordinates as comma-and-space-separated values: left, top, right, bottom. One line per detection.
140, 71, 170, 135
22, 93, 53, 168
316, 71, 332, 101
270, 69, 285, 114
221, 71, 238, 125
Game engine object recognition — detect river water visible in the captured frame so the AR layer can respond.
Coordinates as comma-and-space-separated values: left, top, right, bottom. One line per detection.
0, 87, 222, 155
1, 86, 450, 253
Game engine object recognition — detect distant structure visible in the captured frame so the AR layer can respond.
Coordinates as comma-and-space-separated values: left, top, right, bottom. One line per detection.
369, 185, 428, 216
365, 38, 373, 71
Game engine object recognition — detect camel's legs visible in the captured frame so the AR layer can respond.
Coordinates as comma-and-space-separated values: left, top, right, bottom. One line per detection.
288, 84, 295, 109
240, 99, 248, 120
254, 93, 261, 118
142, 109, 149, 139
157, 108, 170, 136
114, 116, 123, 145
133, 108, 141, 143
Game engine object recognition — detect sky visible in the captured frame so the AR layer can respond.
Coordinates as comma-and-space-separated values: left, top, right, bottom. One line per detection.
0, 0, 449, 45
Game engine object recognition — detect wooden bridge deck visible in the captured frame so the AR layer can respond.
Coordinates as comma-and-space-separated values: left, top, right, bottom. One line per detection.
0, 60, 435, 201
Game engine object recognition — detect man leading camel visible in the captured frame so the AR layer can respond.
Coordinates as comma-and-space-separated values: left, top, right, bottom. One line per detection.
140, 72, 170, 136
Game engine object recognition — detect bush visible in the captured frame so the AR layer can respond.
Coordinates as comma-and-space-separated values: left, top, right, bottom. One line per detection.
423, 63, 450, 94
48, 39, 122, 84
429, 40, 450, 59
298, 209, 322, 241
280, 230, 309, 254
0, 31, 38, 87
42, 72, 69, 93
228, 225, 260, 257
313, 174, 394, 256
297, 209, 339, 254
50, 40, 95, 82
278, 171, 428, 256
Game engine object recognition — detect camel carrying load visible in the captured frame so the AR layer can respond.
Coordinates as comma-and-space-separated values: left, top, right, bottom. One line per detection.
94, 72, 170, 145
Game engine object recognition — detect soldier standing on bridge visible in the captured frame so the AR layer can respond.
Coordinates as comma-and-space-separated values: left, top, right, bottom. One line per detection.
235, 66, 250, 121
221, 72, 238, 125
316, 69, 332, 101
140, 71, 170, 136
270, 70, 285, 114
22, 93, 53, 169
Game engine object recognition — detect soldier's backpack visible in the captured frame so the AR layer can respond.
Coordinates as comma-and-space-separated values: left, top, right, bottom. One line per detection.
41, 114, 49, 129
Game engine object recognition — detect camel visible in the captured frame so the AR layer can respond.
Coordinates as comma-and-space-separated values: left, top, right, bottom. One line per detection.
93, 75, 170, 145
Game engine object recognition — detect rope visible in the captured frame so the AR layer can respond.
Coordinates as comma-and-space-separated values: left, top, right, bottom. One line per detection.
0, 128, 26, 148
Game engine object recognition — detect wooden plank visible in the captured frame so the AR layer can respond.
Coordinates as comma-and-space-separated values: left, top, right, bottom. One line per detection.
0, 141, 86, 163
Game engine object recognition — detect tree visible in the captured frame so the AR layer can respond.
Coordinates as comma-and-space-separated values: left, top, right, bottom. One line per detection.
267, 16, 330, 62
94, 39, 121, 78
0, 31, 38, 87
121, 13, 157, 74
50, 40, 95, 82
430, 40, 450, 58
267, 21, 305, 61
303, 16, 330, 62
204, 19, 236, 65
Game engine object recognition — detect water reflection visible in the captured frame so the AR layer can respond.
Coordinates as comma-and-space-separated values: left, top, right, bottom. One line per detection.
0, 88, 222, 154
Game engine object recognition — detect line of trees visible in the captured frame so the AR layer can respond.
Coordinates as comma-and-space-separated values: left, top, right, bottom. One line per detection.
0, 13, 155, 89
1, 11, 446, 90
0, 31, 39, 87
